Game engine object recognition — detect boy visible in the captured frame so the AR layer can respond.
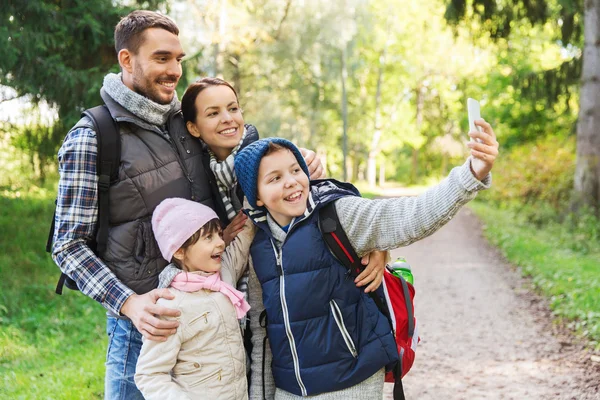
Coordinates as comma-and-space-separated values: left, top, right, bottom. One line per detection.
234, 121, 497, 399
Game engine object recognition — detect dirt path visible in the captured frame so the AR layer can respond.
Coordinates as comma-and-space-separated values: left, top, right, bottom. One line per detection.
387, 206, 600, 400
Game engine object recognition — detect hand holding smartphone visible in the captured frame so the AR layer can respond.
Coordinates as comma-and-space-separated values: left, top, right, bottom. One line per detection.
467, 97, 486, 173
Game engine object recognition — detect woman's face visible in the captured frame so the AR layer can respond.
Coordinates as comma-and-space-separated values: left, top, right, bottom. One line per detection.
187, 85, 244, 161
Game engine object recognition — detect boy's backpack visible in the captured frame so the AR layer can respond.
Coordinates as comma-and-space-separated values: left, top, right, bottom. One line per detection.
319, 201, 419, 400
45, 105, 121, 295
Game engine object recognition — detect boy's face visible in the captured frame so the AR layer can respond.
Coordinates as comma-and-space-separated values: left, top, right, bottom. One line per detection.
188, 85, 244, 161
174, 228, 225, 273
256, 149, 310, 227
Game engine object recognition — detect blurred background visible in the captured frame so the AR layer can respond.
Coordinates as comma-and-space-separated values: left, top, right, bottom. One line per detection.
1, 1, 598, 398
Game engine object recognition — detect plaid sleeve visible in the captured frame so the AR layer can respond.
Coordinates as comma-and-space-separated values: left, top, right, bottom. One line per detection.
51, 126, 134, 315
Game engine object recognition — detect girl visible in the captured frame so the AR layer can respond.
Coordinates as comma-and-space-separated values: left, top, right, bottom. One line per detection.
134, 198, 254, 400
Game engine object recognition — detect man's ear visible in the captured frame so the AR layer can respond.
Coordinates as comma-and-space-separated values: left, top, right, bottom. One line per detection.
186, 121, 201, 138
118, 49, 134, 74
173, 248, 185, 263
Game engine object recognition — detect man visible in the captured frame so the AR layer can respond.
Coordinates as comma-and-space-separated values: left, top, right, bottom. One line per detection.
52, 10, 380, 399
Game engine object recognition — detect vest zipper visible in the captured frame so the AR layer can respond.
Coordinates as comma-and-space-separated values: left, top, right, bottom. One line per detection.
270, 240, 307, 396
330, 300, 358, 358
162, 115, 195, 196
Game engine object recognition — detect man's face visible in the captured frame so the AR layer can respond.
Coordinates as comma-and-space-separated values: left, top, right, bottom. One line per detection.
129, 28, 184, 104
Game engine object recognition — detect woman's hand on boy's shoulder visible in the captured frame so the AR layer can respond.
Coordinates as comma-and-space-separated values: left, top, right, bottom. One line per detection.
355, 250, 388, 293
298, 147, 326, 179
467, 119, 499, 181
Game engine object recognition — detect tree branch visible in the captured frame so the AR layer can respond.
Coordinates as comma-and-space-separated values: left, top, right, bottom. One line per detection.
273, 0, 292, 40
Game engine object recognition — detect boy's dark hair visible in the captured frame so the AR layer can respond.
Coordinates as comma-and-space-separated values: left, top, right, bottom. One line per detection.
171, 218, 222, 268
264, 142, 288, 157
114, 10, 179, 54
181, 77, 240, 124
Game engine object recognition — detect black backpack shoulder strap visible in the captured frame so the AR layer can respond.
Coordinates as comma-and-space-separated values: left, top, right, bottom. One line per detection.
318, 201, 364, 277
50, 105, 120, 295
83, 105, 120, 254
318, 200, 391, 315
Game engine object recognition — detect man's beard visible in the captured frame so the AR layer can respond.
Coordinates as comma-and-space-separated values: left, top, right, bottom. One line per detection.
132, 64, 175, 105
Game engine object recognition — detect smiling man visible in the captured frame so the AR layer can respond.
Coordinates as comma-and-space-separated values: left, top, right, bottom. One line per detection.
51, 11, 215, 400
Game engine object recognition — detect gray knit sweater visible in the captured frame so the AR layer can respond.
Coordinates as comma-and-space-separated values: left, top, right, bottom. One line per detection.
248, 159, 491, 400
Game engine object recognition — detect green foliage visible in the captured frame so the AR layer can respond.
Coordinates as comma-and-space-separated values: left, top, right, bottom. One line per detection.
0, 0, 168, 183
471, 201, 600, 348
1, 1, 125, 124
480, 135, 576, 212
0, 187, 105, 399
444, 0, 582, 150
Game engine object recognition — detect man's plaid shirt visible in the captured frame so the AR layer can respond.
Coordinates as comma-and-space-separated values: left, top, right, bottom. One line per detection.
52, 125, 134, 315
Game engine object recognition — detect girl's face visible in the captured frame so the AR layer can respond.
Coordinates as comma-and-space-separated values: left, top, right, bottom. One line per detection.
173, 228, 225, 273
186, 85, 244, 161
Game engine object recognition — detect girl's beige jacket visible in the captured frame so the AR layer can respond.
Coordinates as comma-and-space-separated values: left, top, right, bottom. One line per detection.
135, 222, 255, 400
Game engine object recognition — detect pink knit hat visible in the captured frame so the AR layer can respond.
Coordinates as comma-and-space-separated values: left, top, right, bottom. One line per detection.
152, 198, 219, 261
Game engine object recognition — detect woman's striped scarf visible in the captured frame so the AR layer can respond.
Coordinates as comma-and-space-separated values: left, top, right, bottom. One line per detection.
207, 127, 250, 329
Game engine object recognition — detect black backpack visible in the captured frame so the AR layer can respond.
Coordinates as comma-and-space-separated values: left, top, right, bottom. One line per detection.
46, 105, 121, 295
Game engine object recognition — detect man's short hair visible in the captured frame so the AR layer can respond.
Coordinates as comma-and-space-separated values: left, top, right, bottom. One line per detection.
114, 10, 179, 54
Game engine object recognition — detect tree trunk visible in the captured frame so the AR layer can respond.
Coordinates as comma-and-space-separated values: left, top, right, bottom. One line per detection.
341, 46, 349, 181
229, 53, 241, 96
368, 48, 385, 188
411, 84, 425, 183
573, 0, 600, 214
211, 0, 227, 76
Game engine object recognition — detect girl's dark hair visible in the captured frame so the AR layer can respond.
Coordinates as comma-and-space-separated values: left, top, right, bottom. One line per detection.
171, 218, 222, 268
181, 77, 239, 124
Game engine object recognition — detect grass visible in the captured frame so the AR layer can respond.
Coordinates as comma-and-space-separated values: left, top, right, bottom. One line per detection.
0, 186, 105, 400
470, 200, 600, 348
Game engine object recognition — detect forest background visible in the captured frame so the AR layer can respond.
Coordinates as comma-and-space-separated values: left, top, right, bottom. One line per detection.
0, 0, 599, 398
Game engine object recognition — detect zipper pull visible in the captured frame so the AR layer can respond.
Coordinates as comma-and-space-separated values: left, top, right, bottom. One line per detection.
276, 252, 283, 275
201, 311, 210, 323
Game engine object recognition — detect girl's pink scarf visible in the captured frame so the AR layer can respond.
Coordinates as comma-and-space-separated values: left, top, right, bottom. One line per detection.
170, 272, 251, 319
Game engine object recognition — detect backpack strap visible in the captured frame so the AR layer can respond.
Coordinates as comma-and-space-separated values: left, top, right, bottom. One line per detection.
318, 201, 406, 400
83, 105, 121, 254
51, 105, 120, 295
318, 201, 364, 277
318, 201, 392, 323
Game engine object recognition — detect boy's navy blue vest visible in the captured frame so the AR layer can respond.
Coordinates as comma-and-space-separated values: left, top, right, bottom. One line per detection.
247, 179, 398, 396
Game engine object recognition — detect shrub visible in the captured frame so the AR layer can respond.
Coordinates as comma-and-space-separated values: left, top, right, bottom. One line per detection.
481, 135, 576, 211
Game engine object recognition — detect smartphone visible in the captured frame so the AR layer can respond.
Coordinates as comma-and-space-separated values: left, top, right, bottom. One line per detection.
467, 98, 481, 133
467, 98, 482, 143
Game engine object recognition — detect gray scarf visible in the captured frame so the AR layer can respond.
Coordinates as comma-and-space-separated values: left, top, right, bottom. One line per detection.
102, 73, 179, 126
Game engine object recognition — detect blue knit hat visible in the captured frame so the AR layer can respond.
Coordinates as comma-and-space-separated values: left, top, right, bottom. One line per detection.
234, 138, 310, 208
